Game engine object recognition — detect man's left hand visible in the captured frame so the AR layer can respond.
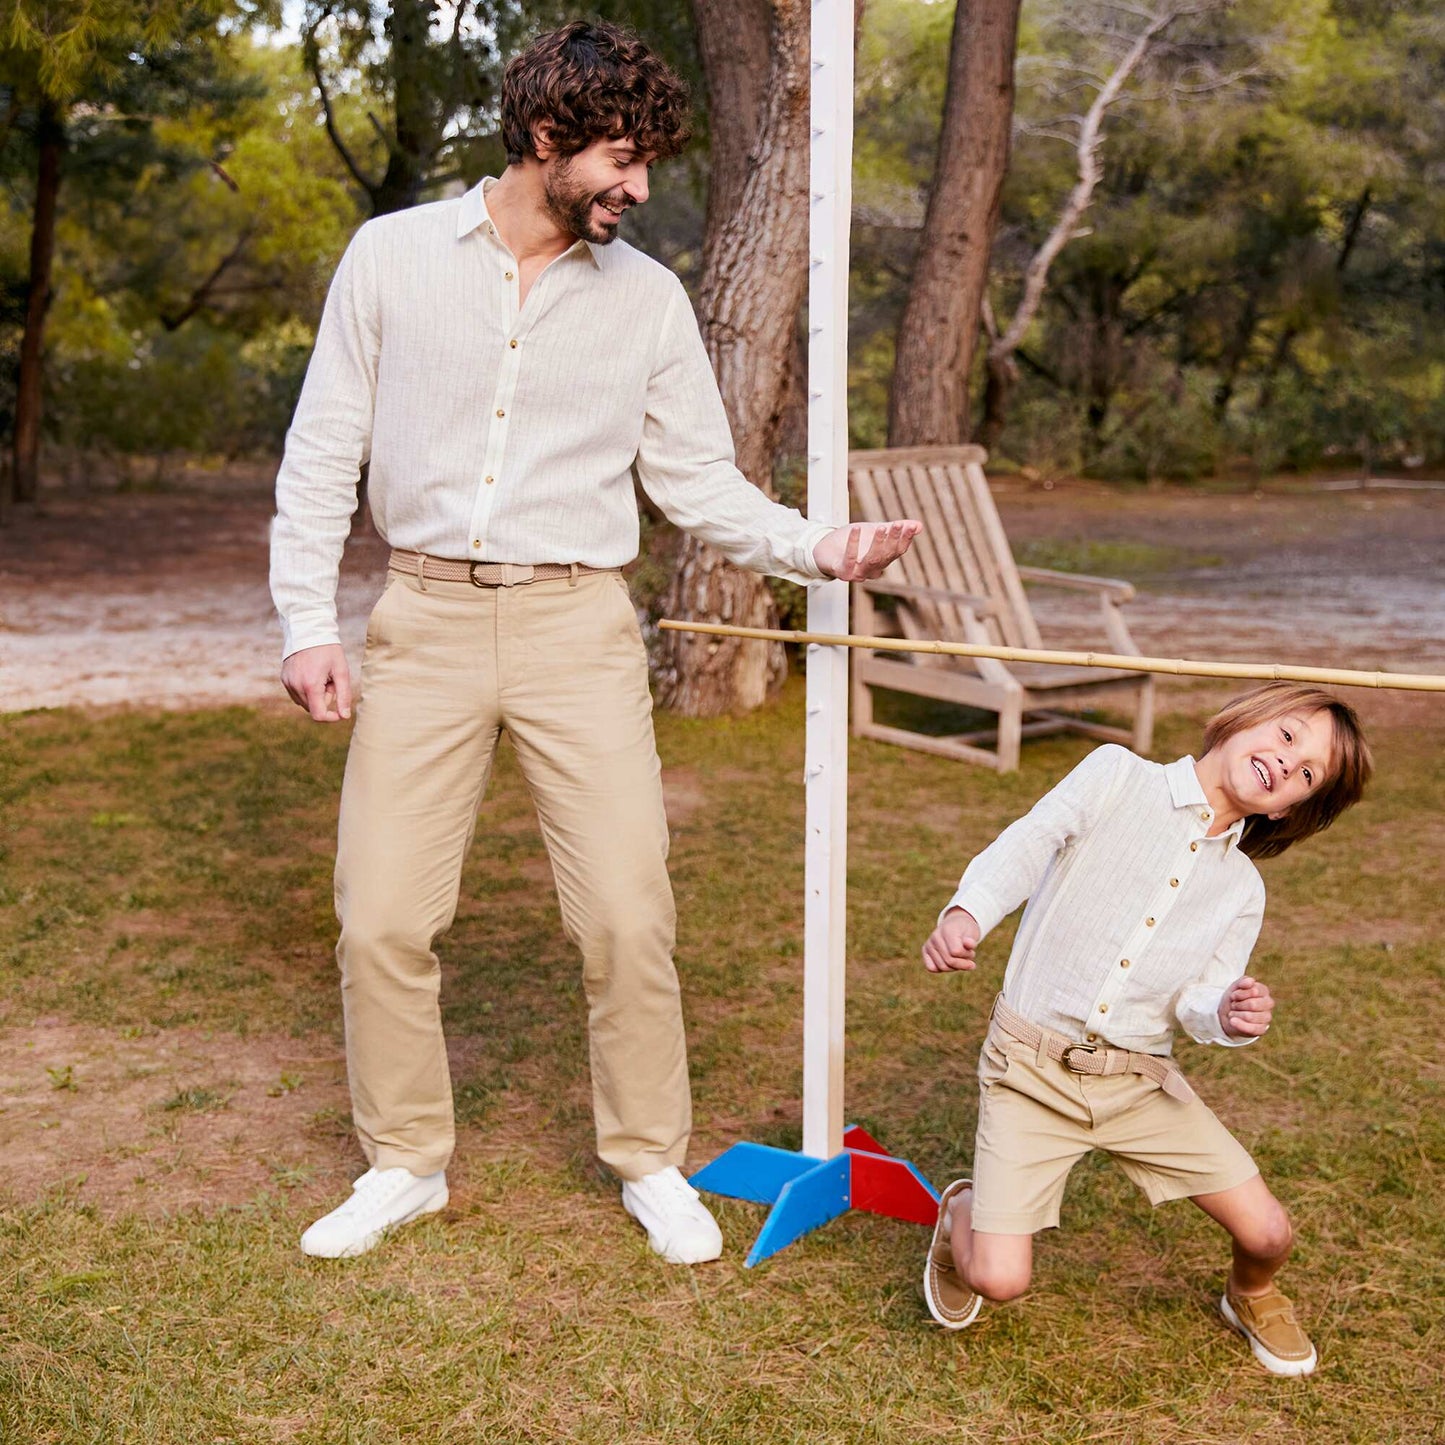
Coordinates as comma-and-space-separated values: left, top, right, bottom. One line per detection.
813, 520, 922, 581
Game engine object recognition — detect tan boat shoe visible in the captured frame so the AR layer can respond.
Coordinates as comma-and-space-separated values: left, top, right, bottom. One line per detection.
923, 1178, 983, 1330
1220, 1284, 1318, 1376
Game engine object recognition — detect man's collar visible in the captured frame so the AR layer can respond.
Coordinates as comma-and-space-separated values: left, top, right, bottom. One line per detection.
456, 178, 603, 268
1165, 755, 1246, 843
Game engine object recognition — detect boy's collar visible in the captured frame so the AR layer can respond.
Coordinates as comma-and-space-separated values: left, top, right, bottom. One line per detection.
1165, 755, 1247, 845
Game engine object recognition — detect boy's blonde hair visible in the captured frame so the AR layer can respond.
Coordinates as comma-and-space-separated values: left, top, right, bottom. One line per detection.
1201, 682, 1372, 860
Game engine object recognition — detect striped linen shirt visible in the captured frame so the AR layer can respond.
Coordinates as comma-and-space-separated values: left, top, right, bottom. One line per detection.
270, 178, 831, 658
945, 745, 1264, 1055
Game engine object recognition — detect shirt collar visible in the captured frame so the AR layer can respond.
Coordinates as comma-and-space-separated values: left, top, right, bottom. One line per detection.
1165, 755, 1247, 845
455, 178, 604, 269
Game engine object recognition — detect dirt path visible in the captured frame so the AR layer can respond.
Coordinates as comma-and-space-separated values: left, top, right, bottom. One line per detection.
3, 470, 1443, 714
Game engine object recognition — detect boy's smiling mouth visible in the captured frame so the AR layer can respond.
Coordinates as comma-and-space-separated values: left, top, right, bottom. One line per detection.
1251, 757, 1273, 791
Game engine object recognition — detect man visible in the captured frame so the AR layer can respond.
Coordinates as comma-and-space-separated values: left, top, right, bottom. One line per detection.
270, 20, 920, 1264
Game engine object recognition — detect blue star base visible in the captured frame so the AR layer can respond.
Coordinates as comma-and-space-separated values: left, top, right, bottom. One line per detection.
690, 1125, 940, 1267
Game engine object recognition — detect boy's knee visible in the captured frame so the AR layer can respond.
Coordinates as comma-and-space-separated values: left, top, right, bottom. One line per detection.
1238, 1198, 1294, 1261
965, 1260, 1031, 1302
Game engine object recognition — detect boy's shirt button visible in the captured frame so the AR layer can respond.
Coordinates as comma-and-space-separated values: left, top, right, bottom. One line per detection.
1170, 877, 1179, 887
1190, 842, 1199, 852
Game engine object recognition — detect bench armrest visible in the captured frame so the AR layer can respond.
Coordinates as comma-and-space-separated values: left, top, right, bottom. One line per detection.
857, 578, 998, 618
1016, 566, 1136, 604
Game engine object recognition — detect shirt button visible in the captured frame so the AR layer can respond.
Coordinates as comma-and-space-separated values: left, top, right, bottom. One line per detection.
1200, 809, 1211, 821
1098, 1004, 1108, 1014
1146, 917, 1155, 927
504, 270, 514, 280
496, 408, 505, 418
1190, 841, 1199, 853
1120, 959, 1130, 969
484, 475, 494, 485
1086, 1033, 1098, 1043
471, 539, 481, 549
1170, 878, 1179, 887
509, 339, 518, 349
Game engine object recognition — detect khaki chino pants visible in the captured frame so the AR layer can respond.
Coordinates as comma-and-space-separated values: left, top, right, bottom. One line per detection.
334, 568, 689, 1181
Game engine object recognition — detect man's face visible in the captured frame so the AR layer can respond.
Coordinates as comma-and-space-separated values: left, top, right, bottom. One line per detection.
540, 137, 654, 244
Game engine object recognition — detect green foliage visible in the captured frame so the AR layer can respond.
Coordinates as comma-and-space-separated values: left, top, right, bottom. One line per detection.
5, 0, 1444, 477
851, 0, 1445, 478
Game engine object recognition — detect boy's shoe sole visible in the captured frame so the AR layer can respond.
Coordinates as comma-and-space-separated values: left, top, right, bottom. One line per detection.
1219, 1293, 1318, 1377
923, 1178, 984, 1330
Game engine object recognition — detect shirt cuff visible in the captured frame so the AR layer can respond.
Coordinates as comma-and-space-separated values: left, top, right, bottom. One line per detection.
1177, 984, 1258, 1048
939, 885, 1007, 940
281, 611, 343, 661
797, 521, 835, 582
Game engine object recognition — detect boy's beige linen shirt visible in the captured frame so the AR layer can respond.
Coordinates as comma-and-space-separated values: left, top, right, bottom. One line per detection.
271, 178, 832, 658
944, 745, 1265, 1055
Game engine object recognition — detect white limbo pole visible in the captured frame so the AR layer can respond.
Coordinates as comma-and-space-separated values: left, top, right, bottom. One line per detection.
802, 0, 855, 1163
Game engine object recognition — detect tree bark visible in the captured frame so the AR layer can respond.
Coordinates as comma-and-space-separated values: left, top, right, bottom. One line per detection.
887, 0, 1021, 447
12, 94, 65, 509
654, 0, 812, 716
371, 0, 433, 215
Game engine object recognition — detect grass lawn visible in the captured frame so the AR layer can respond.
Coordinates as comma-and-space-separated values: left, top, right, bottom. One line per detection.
1, 680, 1441, 1443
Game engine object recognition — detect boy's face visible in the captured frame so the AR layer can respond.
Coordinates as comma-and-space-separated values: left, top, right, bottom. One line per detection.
1217, 708, 1336, 819
537, 134, 655, 245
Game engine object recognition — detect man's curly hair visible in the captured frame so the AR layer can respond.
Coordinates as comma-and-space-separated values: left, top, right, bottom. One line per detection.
501, 20, 692, 166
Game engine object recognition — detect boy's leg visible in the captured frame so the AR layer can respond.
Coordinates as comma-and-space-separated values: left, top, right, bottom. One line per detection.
947, 1183, 1034, 1301
1192, 1174, 1294, 1294
1194, 1170, 1315, 1376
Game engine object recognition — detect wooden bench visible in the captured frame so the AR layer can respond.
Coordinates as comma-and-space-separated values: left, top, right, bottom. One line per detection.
849, 444, 1154, 771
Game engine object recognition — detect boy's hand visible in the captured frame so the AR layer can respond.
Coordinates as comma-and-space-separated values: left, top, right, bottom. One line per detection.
923, 908, 981, 974
1218, 975, 1274, 1039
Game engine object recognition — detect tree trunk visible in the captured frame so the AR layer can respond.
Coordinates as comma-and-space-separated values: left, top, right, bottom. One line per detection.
654, 0, 812, 716
371, 0, 433, 215
12, 95, 65, 508
977, 351, 1018, 456
888, 0, 1021, 446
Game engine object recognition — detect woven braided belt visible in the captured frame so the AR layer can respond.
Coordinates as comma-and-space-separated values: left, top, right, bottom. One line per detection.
991, 994, 1194, 1103
389, 548, 618, 587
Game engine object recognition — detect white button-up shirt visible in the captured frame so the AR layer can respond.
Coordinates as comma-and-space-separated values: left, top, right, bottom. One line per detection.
944, 745, 1263, 1054
270, 179, 831, 658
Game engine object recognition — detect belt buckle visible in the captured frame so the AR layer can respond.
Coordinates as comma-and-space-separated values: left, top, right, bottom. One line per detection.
1060, 1042, 1097, 1073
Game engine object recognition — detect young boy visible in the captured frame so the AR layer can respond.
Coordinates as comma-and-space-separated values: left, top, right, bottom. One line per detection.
920, 683, 1372, 1376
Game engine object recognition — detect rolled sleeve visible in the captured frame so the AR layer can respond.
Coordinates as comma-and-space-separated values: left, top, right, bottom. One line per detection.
1174, 883, 1266, 1047
633, 280, 830, 584
270, 225, 380, 659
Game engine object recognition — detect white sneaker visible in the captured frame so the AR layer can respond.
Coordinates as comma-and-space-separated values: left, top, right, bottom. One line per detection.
621, 1166, 724, 1264
300, 1167, 449, 1259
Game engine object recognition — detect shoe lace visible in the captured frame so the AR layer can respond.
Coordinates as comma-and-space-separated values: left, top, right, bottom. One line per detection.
637, 1168, 699, 1208
335, 1168, 409, 1218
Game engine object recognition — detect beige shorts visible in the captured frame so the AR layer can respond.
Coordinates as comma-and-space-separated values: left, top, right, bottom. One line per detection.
970, 1022, 1259, 1235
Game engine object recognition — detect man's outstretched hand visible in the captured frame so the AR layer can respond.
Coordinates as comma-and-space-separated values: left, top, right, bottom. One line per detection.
813, 520, 922, 581
281, 643, 353, 723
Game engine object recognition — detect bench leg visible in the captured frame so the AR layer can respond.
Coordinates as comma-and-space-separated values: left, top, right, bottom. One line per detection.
996, 695, 1024, 773
1132, 678, 1156, 755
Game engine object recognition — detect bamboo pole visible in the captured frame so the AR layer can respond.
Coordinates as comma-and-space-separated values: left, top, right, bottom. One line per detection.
657, 620, 1445, 693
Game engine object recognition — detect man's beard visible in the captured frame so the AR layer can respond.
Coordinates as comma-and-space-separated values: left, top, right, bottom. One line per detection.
543, 156, 630, 244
